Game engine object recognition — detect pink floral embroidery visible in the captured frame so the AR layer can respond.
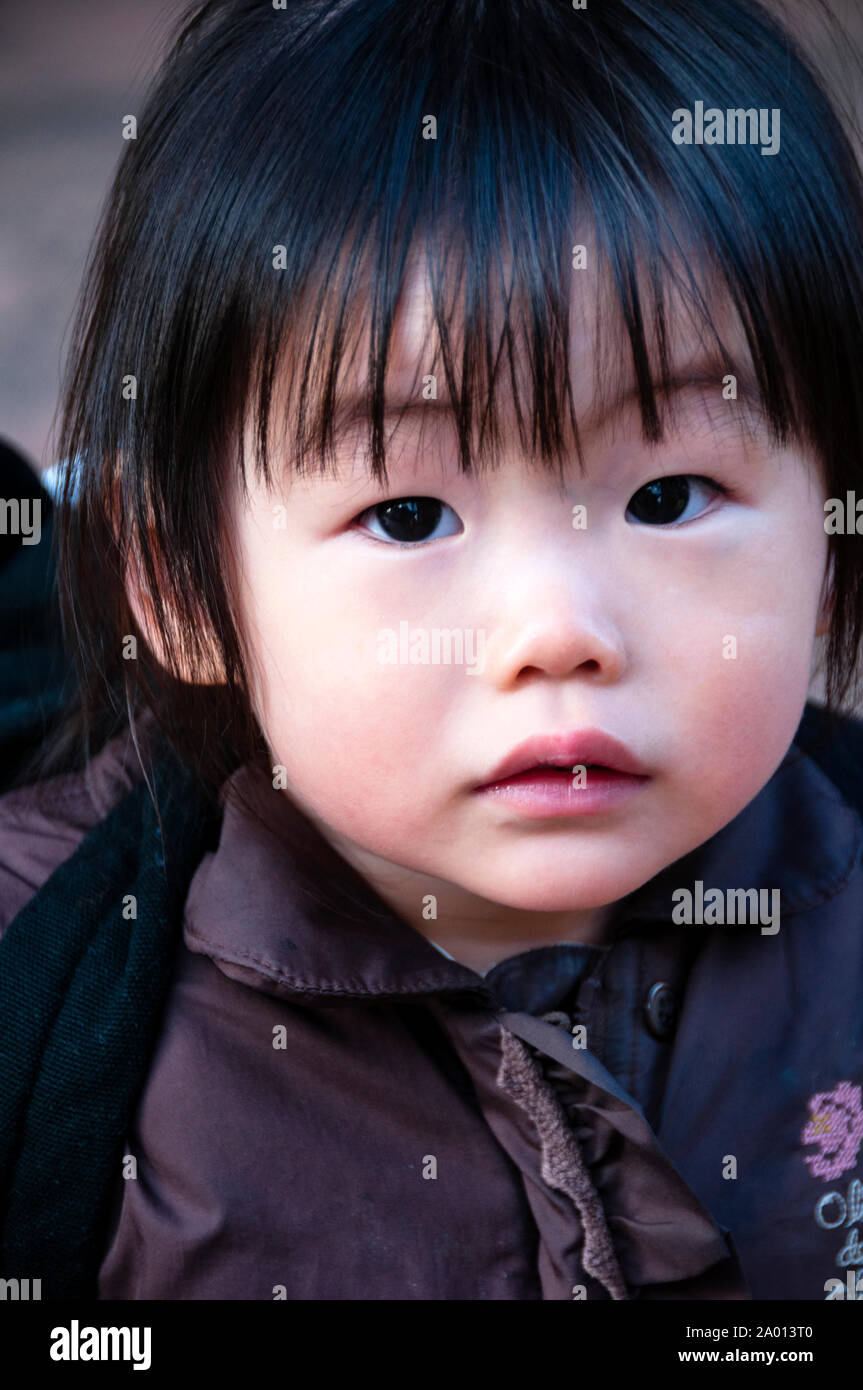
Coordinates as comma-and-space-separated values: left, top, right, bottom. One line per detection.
801, 1082, 863, 1181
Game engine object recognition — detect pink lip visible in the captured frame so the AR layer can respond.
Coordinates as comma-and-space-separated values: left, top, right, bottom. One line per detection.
478, 728, 648, 785
474, 729, 650, 819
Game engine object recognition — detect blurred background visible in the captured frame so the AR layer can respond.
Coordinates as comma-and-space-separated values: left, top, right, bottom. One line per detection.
1, 0, 172, 473
0, 0, 861, 773
0, 1, 176, 785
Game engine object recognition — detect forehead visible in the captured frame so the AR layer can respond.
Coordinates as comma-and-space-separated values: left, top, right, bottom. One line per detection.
331, 241, 766, 445
254, 226, 788, 499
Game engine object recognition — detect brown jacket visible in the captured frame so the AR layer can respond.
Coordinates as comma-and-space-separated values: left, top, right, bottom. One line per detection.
1, 725, 861, 1300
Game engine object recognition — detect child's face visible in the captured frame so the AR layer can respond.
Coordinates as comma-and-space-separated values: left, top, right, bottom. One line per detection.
226, 265, 830, 955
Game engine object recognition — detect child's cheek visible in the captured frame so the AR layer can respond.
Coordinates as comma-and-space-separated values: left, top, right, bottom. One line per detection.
248, 601, 461, 838
661, 543, 823, 822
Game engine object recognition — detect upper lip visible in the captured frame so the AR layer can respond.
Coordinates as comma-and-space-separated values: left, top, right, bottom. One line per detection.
478, 728, 648, 786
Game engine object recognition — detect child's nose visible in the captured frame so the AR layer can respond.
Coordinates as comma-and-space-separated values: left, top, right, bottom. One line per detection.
480, 572, 626, 689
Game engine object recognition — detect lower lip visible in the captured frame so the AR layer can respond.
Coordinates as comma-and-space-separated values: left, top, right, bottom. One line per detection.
474, 766, 650, 818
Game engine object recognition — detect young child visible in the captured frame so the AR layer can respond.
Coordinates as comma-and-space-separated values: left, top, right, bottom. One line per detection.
1, 0, 862, 1302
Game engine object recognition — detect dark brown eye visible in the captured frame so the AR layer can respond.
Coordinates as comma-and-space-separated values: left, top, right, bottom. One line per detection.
358, 497, 461, 544
626, 476, 721, 525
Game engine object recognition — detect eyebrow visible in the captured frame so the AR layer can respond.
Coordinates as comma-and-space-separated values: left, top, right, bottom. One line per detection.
592, 359, 766, 434
331, 394, 454, 433
327, 355, 769, 451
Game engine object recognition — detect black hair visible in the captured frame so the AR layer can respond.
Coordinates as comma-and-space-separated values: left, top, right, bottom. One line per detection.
23, 0, 863, 797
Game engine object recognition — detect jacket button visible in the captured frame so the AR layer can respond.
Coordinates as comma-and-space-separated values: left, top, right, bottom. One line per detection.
644, 982, 678, 1040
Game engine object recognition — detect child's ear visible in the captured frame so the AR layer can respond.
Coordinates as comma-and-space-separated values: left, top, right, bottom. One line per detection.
115, 481, 227, 686
815, 552, 834, 638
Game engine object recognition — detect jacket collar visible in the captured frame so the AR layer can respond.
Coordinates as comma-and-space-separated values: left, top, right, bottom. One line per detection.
182, 759, 491, 1003
182, 739, 862, 1002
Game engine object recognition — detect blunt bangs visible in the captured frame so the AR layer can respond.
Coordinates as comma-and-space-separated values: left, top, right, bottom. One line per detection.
201, 0, 863, 490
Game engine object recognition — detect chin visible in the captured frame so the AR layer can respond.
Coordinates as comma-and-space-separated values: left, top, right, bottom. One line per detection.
468, 868, 640, 915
